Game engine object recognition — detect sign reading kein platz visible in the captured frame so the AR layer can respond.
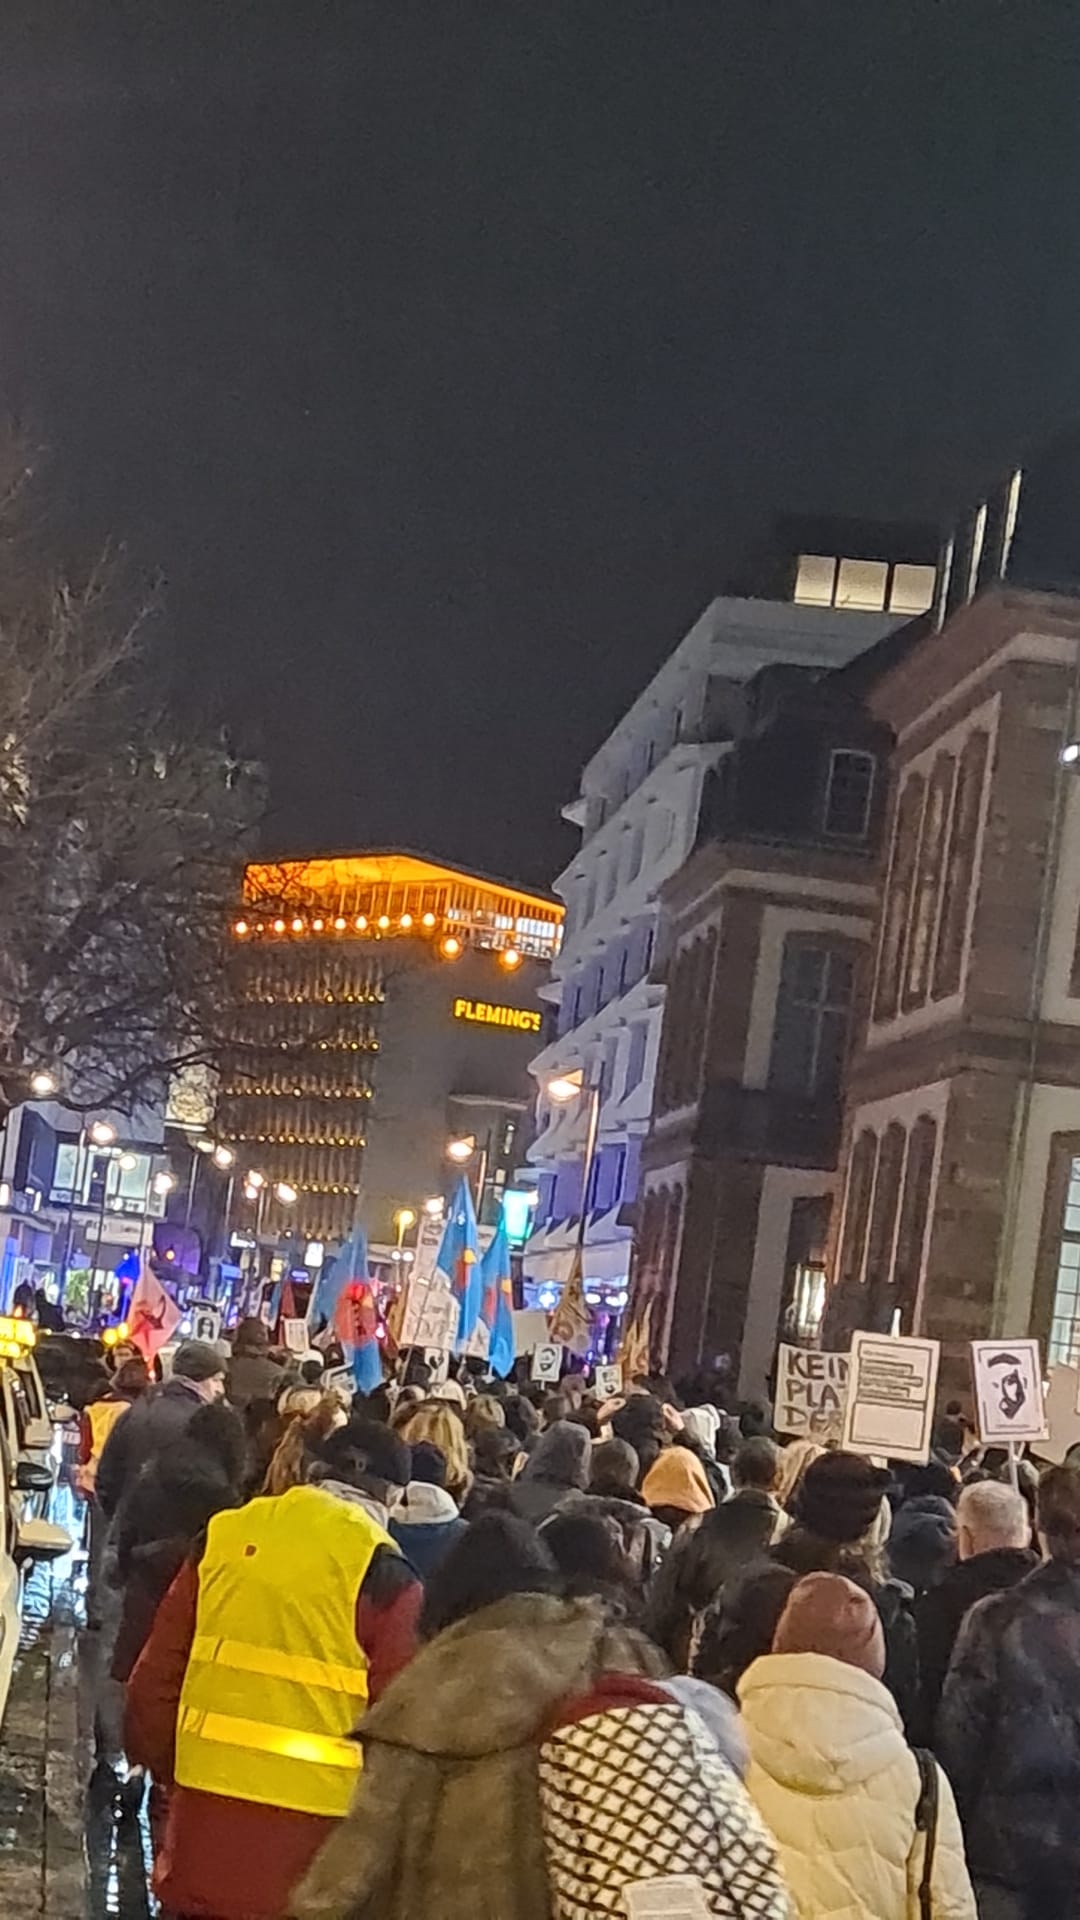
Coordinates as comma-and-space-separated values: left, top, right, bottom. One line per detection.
773, 1345, 850, 1442
971, 1338, 1048, 1445
841, 1329, 940, 1464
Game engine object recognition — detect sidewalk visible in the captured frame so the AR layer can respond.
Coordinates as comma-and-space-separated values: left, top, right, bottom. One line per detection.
0, 1485, 154, 1918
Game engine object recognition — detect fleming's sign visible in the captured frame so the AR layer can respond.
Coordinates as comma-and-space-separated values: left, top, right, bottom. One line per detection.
453, 997, 542, 1034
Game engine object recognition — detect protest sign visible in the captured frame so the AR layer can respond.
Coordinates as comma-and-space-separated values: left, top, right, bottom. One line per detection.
971, 1338, 1047, 1444
773, 1345, 849, 1441
531, 1343, 563, 1384
595, 1362, 623, 1399
190, 1304, 221, 1346
512, 1308, 552, 1355
282, 1318, 308, 1356
399, 1277, 459, 1352
841, 1329, 939, 1464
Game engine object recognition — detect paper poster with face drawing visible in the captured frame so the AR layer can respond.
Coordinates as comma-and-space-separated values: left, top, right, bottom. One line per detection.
971, 1338, 1048, 1444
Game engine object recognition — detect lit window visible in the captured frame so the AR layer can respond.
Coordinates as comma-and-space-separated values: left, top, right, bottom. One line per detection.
823, 749, 875, 840
794, 554, 837, 606
889, 564, 936, 615
835, 558, 888, 611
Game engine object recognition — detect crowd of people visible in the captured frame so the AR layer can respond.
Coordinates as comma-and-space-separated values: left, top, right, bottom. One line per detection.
68, 1329, 1080, 1919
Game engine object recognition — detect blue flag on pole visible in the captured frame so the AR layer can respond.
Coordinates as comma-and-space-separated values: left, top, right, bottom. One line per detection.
309, 1223, 364, 1331
480, 1221, 516, 1378
331, 1223, 383, 1394
437, 1175, 483, 1347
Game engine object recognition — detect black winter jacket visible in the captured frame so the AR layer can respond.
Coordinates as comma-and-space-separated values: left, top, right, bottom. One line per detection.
96, 1378, 209, 1519
938, 1557, 1080, 1904
915, 1545, 1037, 1743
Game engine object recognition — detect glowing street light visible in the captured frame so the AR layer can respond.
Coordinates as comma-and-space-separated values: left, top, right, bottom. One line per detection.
212, 1145, 235, 1170
29, 1071, 57, 1099
422, 1195, 444, 1217
446, 1135, 475, 1165
546, 1072, 584, 1105
152, 1171, 176, 1197
245, 1169, 267, 1190
274, 1182, 298, 1206
393, 1205, 416, 1250
89, 1121, 116, 1148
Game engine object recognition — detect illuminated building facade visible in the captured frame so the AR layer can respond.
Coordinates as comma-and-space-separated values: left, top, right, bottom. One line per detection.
220, 853, 562, 1246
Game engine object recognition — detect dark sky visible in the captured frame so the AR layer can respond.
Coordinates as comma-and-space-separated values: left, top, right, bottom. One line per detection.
0, 4, 1078, 887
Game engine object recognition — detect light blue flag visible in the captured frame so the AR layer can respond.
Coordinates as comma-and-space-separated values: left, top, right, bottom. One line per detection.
480, 1221, 516, 1378
437, 1175, 483, 1347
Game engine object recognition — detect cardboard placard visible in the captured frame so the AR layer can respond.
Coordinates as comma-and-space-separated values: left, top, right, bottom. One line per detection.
1038, 1364, 1080, 1463
512, 1308, 552, 1355
773, 1345, 849, 1442
400, 1279, 460, 1353
424, 1348, 450, 1384
282, 1318, 308, 1356
531, 1343, 563, 1384
971, 1338, 1048, 1444
841, 1330, 940, 1464
190, 1305, 222, 1346
595, 1362, 623, 1399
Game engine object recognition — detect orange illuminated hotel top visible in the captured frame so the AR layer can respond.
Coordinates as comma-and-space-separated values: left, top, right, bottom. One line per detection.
236, 851, 563, 960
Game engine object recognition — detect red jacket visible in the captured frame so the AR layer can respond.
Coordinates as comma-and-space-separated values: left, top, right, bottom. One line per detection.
126, 1543, 420, 1919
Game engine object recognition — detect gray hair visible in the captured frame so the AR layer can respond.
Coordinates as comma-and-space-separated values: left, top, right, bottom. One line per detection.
957, 1479, 1029, 1552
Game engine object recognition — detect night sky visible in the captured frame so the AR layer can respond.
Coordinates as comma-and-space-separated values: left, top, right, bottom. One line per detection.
0, 4, 1077, 888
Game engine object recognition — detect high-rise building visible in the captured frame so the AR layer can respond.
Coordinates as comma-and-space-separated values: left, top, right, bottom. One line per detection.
219, 852, 562, 1250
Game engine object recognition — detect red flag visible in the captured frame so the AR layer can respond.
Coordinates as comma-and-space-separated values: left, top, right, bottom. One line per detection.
334, 1281, 378, 1349
127, 1260, 182, 1361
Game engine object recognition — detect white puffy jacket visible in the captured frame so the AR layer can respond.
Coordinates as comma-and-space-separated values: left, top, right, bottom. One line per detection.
739, 1652, 975, 1920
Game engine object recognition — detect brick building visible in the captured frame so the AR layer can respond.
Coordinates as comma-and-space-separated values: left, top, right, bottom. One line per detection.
641, 440, 1080, 1394
827, 457, 1080, 1383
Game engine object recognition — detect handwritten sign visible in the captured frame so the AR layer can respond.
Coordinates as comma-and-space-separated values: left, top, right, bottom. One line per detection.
400, 1278, 460, 1353
841, 1330, 940, 1464
773, 1345, 849, 1442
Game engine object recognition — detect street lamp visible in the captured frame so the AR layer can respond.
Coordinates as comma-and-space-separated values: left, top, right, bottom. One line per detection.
274, 1182, 298, 1206
422, 1195, 444, 1217
29, 1070, 57, 1099
393, 1205, 417, 1249
89, 1121, 116, 1148
546, 1067, 602, 1266
447, 1136, 475, 1165
446, 1134, 491, 1221
212, 1145, 234, 1171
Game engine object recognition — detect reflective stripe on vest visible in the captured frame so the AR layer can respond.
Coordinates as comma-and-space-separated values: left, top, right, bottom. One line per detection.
175, 1485, 393, 1819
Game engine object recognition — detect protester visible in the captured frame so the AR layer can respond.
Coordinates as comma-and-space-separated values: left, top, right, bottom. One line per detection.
111, 1400, 247, 1682
96, 1340, 227, 1521
889, 1492, 957, 1599
646, 1492, 781, 1669
293, 1513, 792, 1920
915, 1480, 1035, 1742
463, 1393, 505, 1441
125, 1415, 421, 1920
775, 1449, 920, 1735
539, 1508, 640, 1612
509, 1419, 590, 1524
389, 1440, 469, 1578
682, 1403, 734, 1500
773, 1437, 823, 1513
694, 1560, 798, 1700
77, 1355, 151, 1629
226, 1316, 290, 1410
937, 1465, 1080, 1915
461, 1424, 519, 1519
503, 1390, 540, 1456
730, 1436, 789, 1536
641, 1441, 716, 1531
741, 1572, 975, 1919
393, 1401, 471, 1504
588, 1436, 641, 1500
263, 1393, 348, 1495
610, 1392, 667, 1481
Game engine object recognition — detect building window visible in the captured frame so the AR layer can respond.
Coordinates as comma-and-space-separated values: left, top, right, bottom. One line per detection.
889, 563, 936, 616
835, 558, 888, 611
768, 940, 855, 1102
933, 732, 989, 1000
794, 554, 837, 606
863, 1122, 905, 1322
624, 822, 645, 887
837, 1131, 876, 1292
873, 773, 925, 1023
1047, 1156, 1080, 1367
624, 1021, 648, 1094
823, 749, 875, 840
645, 739, 656, 773
892, 1116, 937, 1327
902, 753, 955, 1011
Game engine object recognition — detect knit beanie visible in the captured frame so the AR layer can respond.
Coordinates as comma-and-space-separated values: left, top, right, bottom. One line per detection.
772, 1572, 886, 1679
797, 1450, 892, 1543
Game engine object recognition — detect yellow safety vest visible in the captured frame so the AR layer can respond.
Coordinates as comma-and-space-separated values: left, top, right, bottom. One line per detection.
175, 1484, 392, 1818
78, 1398, 130, 1493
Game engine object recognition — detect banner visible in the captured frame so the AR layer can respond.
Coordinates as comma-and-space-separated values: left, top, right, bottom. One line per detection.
971, 1338, 1047, 1444
773, 1345, 849, 1442
400, 1278, 460, 1353
841, 1329, 940, 1464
